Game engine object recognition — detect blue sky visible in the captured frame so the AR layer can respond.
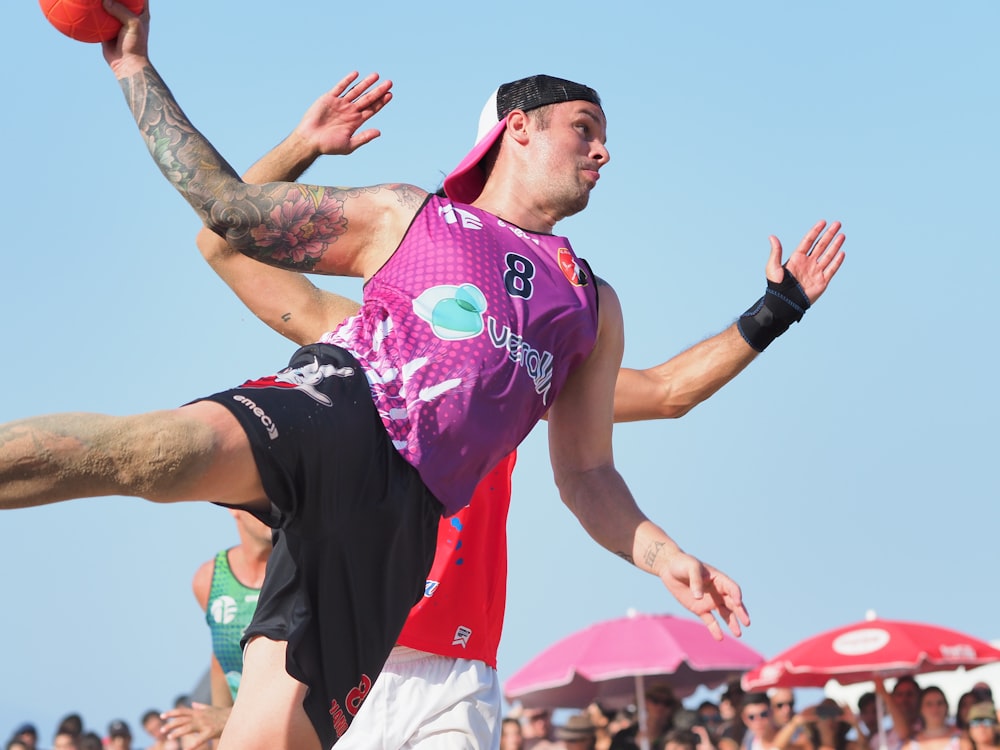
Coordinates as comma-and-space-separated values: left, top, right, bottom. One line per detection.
2, 0, 998, 743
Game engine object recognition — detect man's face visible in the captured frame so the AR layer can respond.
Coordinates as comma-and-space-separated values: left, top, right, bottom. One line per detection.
742, 704, 773, 737
699, 704, 723, 734
893, 681, 921, 722
52, 735, 77, 750
143, 715, 164, 739
522, 710, 551, 739
523, 100, 610, 220
501, 720, 523, 749
859, 701, 878, 730
646, 693, 677, 724
770, 690, 795, 726
108, 736, 130, 750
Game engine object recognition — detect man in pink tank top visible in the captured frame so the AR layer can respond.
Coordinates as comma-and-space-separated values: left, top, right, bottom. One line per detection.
0, 6, 845, 750
162, 72, 844, 750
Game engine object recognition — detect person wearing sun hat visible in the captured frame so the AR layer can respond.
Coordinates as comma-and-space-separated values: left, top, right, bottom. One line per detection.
556, 713, 598, 748
967, 703, 999, 750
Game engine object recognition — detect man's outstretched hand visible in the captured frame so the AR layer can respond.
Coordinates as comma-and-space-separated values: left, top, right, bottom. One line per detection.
766, 219, 846, 304
294, 71, 394, 157
659, 549, 751, 640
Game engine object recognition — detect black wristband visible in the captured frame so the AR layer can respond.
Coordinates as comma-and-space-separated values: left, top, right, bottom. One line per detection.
737, 268, 811, 352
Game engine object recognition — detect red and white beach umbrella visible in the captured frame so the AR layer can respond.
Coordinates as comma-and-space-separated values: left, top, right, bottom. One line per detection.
741, 615, 1000, 750
743, 616, 1000, 690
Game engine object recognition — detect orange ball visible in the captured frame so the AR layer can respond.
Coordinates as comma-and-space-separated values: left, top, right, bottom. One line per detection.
39, 0, 145, 43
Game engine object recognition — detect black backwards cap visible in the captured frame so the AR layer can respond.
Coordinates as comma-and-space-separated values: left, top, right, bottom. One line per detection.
443, 74, 602, 203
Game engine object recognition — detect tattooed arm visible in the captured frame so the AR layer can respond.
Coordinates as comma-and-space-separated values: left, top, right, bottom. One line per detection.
547, 278, 750, 640
197, 72, 422, 345
101, 1, 417, 280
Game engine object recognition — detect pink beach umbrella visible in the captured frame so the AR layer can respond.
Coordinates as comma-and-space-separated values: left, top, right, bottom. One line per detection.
504, 611, 764, 709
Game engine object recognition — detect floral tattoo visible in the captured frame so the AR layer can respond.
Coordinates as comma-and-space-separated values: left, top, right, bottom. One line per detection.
121, 65, 356, 271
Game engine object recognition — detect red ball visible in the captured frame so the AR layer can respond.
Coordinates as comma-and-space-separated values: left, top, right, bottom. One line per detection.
39, 0, 145, 43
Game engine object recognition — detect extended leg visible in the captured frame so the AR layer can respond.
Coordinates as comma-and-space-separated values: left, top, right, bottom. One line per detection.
0, 401, 267, 512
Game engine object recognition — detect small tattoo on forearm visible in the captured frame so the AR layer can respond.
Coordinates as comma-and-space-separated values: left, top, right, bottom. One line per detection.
643, 541, 665, 568
281, 313, 293, 323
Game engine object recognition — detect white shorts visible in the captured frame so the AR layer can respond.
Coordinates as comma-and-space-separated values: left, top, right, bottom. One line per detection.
334, 646, 501, 750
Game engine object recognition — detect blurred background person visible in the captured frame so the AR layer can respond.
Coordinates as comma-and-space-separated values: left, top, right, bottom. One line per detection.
877, 676, 923, 750
142, 710, 163, 750
674, 705, 716, 750
771, 690, 798, 731
585, 703, 617, 750
554, 714, 597, 750
737, 692, 791, 750
609, 710, 637, 743
964, 703, 998, 750
523, 708, 557, 750
776, 698, 866, 750
611, 684, 679, 750
971, 688, 994, 706
501, 716, 526, 750
718, 684, 748, 750
107, 720, 132, 750
893, 678, 924, 737
856, 693, 879, 743
54, 715, 83, 746
8, 725, 37, 750
957, 693, 979, 739
665, 729, 702, 750
904, 687, 958, 750
696, 701, 724, 743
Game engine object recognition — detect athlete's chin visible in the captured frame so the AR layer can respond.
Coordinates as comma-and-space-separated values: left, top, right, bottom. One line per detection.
562, 193, 591, 217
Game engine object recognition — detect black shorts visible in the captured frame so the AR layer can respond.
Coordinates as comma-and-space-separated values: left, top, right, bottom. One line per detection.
198, 343, 442, 747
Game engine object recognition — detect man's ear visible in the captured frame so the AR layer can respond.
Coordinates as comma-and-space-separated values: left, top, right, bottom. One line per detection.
506, 110, 531, 145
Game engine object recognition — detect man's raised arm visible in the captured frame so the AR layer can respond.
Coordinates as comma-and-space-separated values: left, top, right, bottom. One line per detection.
614, 220, 845, 422
101, 2, 412, 279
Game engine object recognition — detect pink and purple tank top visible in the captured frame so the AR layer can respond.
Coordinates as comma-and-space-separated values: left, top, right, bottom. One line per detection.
321, 196, 599, 515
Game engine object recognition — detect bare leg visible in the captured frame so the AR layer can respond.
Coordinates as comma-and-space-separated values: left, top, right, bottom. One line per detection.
0, 401, 268, 512
219, 637, 320, 750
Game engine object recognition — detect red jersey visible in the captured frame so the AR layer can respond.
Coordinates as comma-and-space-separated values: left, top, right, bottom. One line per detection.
395, 452, 515, 668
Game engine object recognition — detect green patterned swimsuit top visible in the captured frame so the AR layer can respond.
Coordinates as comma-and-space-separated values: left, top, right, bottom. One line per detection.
205, 548, 261, 700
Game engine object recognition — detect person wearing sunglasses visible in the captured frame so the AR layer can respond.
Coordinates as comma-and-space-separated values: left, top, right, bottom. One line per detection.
965, 703, 999, 750
736, 693, 807, 750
